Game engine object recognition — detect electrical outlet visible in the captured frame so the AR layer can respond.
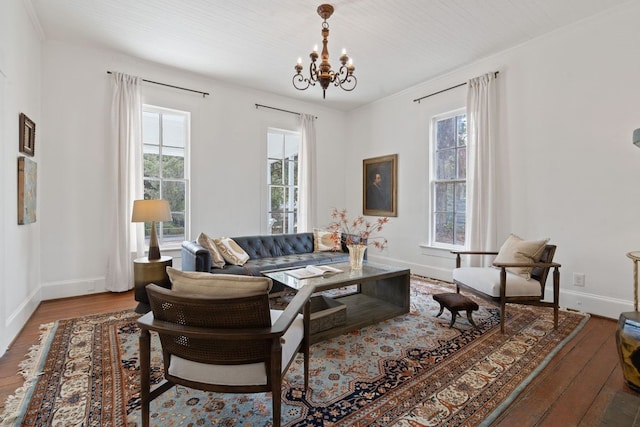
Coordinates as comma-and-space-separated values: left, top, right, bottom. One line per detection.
573, 273, 585, 287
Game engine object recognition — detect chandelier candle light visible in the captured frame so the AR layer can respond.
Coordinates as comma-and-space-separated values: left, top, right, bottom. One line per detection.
293, 4, 357, 99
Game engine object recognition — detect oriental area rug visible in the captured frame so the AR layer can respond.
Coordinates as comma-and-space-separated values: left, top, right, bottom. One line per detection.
0, 276, 588, 426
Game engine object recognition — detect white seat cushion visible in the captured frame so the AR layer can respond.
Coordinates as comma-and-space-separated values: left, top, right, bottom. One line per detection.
453, 267, 542, 298
167, 309, 304, 386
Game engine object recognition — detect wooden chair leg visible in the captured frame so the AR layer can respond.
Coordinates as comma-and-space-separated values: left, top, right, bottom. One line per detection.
139, 329, 151, 427
272, 386, 281, 427
553, 267, 560, 329
435, 304, 444, 317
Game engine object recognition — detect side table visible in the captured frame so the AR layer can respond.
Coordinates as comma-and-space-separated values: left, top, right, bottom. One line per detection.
134, 256, 172, 314
616, 252, 640, 392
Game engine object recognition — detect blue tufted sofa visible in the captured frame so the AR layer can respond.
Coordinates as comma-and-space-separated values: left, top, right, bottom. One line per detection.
181, 232, 361, 278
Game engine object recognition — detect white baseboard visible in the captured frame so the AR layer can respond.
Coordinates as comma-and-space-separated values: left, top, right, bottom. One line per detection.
40, 277, 107, 300
1, 287, 41, 358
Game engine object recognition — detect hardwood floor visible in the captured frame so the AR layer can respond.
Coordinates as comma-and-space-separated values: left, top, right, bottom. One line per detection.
0, 291, 628, 426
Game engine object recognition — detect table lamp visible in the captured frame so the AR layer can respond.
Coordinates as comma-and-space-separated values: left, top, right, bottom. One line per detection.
131, 199, 171, 260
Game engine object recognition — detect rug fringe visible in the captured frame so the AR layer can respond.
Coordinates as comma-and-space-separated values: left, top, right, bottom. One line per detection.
0, 322, 56, 426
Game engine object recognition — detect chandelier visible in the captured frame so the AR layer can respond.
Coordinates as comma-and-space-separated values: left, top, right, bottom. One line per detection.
293, 4, 357, 99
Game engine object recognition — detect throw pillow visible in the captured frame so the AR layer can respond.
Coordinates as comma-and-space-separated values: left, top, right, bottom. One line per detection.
493, 233, 549, 278
196, 232, 226, 269
167, 267, 272, 296
214, 237, 250, 266
313, 228, 342, 252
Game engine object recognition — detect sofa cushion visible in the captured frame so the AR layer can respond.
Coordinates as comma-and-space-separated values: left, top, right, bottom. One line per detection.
214, 237, 250, 266
167, 267, 272, 296
197, 232, 226, 269
493, 233, 549, 278
313, 229, 342, 252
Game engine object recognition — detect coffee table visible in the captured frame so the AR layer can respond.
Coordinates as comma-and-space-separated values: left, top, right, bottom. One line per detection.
263, 261, 410, 344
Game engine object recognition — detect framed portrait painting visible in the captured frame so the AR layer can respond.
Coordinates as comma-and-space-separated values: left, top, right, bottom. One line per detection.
363, 154, 397, 217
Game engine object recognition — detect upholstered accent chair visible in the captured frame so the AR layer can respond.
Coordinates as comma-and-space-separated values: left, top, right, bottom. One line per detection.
451, 241, 561, 333
137, 280, 314, 427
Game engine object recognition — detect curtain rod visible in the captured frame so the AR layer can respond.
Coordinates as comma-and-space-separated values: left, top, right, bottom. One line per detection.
106, 71, 209, 97
413, 71, 499, 103
255, 103, 317, 119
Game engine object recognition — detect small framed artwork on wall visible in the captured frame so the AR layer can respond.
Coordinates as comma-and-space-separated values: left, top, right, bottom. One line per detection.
18, 156, 37, 225
363, 154, 397, 217
19, 113, 35, 156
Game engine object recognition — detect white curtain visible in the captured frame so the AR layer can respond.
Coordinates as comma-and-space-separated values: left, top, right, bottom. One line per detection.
466, 72, 498, 265
297, 114, 317, 231
105, 72, 144, 292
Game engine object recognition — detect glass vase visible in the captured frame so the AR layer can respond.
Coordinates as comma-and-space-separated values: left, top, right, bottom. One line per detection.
347, 244, 367, 270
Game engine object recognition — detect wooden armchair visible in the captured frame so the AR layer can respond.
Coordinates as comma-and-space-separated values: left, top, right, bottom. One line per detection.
137, 282, 314, 427
451, 244, 560, 333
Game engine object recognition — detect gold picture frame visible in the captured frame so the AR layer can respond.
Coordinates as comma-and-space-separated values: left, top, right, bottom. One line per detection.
363, 154, 397, 217
19, 113, 35, 156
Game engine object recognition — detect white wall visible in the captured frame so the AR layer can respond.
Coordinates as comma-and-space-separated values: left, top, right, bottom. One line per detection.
347, 2, 640, 318
0, 0, 43, 355
38, 42, 348, 299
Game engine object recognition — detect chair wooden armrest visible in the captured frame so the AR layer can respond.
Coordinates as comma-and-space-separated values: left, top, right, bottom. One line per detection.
272, 284, 314, 333
450, 250, 500, 268
492, 261, 561, 269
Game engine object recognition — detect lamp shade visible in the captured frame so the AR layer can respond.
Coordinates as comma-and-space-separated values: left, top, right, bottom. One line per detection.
634, 128, 640, 148
131, 199, 171, 223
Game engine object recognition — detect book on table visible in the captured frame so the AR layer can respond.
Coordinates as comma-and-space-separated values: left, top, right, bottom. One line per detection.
285, 264, 343, 279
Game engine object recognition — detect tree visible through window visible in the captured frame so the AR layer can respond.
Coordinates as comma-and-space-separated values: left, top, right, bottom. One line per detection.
142, 105, 190, 245
431, 110, 466, 247
267, 129, 300, 234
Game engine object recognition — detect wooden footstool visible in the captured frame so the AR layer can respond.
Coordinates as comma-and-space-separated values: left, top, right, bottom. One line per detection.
433, 293, 479, 329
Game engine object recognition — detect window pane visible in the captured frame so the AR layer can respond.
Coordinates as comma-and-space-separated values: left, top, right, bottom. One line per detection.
270, 212, 284, 234
435, 212, 453, 244
143, 147, 160, 178
162, 114, 186, 148
457, 147, 466, 179
270, 160, 283, 185
143, 179, 160, 200
163, 213, 184, 240
143, 112, 159, 145
270, 186, 284, 211
283, 158, 296, 185
268, 134, 284, 158
457, 115, 467, 146
436, 149, 456, 180
437, 117, 455, 149
162, 154, 185, 179
454, 212, 465, 246
454, 182, 466, 213
434, 183, 452, 212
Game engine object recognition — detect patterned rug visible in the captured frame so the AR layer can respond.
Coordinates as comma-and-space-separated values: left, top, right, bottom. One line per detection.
0, 276, 589, 426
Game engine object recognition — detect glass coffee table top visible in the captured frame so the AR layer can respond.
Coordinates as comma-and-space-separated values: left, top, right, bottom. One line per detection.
262, 261, 409, 292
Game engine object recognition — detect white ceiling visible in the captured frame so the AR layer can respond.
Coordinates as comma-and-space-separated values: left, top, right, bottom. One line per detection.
30, 0, 631, 111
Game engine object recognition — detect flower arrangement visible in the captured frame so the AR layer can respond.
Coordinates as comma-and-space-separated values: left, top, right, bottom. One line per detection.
327, 207, 389, 250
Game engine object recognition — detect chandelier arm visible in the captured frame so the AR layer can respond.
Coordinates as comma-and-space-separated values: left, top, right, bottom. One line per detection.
335, 65, 357, 91
309, 62, 319, 83
293, 74, 313, 91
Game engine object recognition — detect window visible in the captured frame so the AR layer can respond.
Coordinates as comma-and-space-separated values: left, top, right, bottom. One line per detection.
430, 110, 466, 247
142, 105, 190, 246
267, 129, 300, 234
